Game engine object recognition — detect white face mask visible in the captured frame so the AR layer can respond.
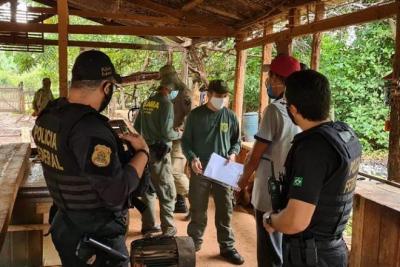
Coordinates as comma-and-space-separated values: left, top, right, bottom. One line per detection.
210, 96, 225, 110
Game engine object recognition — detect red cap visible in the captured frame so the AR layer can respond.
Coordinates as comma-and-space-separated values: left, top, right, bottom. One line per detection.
270, 55, 301, 78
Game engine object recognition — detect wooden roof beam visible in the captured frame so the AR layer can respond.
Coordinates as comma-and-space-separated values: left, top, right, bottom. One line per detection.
0, 36, 184, 51
182, 0, 204, 12
29, 13, 54, 24
237, 1, 399, 50
201, 6, 243, 20
237, 0, 313, 32
26, 7, 180, 24
130, 0, 234, 31
30, 0, 178, 45
235, 0, 264, 11
0, 21, 235, 37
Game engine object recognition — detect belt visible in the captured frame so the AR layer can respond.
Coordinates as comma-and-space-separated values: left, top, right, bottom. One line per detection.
314, 238, 344, 249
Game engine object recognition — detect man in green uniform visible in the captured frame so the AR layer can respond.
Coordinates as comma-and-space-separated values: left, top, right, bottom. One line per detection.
32, 77, 54, 116
134, 78, 182, 237
159, 65, 191, 213
182, 80, 244, 265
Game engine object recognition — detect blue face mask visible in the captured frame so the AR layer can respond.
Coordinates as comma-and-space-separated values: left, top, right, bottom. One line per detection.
267, 84, 278, 99
169, 90, 179, 100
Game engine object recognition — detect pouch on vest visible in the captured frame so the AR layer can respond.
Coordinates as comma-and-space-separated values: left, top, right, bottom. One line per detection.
149, 141, 171, 162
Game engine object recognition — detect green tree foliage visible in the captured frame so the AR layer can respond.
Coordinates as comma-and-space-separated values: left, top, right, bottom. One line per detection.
319, 21, 393, 151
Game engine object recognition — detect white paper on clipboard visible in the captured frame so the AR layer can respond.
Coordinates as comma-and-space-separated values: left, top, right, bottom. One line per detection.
203, 153, 244, 189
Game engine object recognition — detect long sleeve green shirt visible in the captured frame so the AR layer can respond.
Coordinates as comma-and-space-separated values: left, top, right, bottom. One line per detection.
134, 92, 180, 145
182, 105, 241, 164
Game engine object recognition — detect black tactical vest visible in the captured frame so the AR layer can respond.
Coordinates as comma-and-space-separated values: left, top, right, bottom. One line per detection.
284, 122, 362, 239
33, 98, 122, 211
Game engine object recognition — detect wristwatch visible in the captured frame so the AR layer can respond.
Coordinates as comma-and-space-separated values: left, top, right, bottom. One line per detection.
263, 211, 273, 227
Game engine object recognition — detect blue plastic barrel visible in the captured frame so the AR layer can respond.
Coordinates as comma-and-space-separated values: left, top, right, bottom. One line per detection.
243, 112, 259, 142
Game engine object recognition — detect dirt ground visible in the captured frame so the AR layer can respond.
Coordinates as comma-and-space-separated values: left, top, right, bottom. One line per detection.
0, 113, 35, 145
126, 198, 257, 267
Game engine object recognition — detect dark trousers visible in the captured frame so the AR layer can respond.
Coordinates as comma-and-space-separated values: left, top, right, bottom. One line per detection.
188, 174, 235, 251
283, 236, 348, 267
255, 209, 283, 267
51, 211, 129, 267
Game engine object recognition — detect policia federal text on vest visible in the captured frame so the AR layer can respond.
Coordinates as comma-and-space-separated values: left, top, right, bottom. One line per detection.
279, 121, 362, 267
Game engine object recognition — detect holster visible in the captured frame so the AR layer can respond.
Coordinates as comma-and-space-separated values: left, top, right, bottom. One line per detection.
149, 141, 170, 162
268, 176, 283, 213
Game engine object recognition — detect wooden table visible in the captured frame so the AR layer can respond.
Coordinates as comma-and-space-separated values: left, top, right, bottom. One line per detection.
0, 143, 30, 249
0, 153, 58, 266
350, 179, 400, 267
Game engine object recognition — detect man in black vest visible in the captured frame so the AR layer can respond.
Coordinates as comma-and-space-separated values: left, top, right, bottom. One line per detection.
263, 70, 362, 267
32, 50, 149, 267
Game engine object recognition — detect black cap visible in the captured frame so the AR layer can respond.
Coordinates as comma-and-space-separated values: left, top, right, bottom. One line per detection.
72, 50, 122, 83
207, 79, 229, 94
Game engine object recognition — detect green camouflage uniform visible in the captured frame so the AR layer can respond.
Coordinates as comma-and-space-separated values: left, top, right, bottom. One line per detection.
160, 64, 192, 197
171, 85, 192, 196
32, 87, 54, 114
134, 92, 180, 233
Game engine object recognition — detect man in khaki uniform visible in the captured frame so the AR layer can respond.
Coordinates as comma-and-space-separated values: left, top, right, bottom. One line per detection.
32, 77, 54, 116
182, 80, 244, 265
160, 65, 192, 213
134, 71, 182, 236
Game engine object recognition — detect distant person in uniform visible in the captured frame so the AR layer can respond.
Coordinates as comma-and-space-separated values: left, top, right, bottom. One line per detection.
134, 72, 182, 237
238, 54, 301, 267
159, 65, 192, 214
32, 50, 149, 267
263, 70, 362, 267
182, 79, 244, 265
32, 77, 54, 116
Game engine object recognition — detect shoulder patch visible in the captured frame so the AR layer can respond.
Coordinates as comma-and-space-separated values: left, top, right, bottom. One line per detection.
91, 144, 112, 167
85, 137, 115, 176
220, 122, 229, 132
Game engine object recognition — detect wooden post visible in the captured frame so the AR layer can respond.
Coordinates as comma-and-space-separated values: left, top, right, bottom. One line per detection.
233, 37, 247, 126
57, 0, 68, 97
310, 2, 325, 70
276, 8, 299, 55
167, 49, 173, 65
181, 49, 189, 85
276, 40, 292, 56
388, 3, 400, 182
259, 24, 273, 117
10, 0, 16, 23
18, 82, 25, 113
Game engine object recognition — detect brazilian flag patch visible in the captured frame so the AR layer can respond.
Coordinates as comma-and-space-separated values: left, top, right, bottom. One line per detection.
293, 176, 304, 187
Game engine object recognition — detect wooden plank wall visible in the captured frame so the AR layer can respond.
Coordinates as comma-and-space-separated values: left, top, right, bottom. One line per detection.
350, 195, 400, 267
